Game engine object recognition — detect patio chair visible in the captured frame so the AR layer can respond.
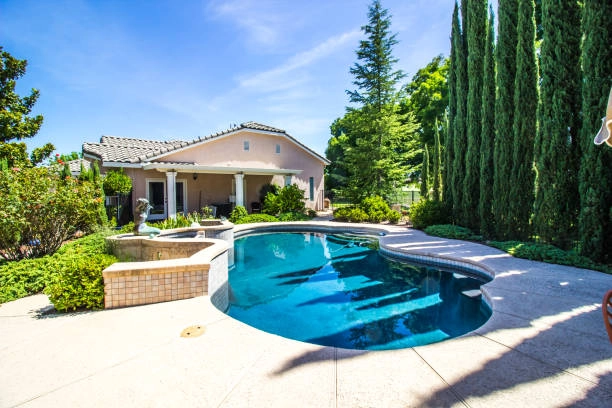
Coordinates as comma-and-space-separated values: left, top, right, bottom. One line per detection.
604, 289, 612, 343
251, 202, 261, 214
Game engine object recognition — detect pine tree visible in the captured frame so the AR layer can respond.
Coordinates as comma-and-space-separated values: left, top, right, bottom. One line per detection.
533, 0, 581, 249
444, 2, 460, 215
432, 121, 442, 201
509, 0, 538, 240
492, 0, 518, 239
420, 145, 430, 199
452, 0, 468, 224
463, 0, 487, 230
578, 0, 612, 263
479, 7, 495, 238
345, 0, 416, 201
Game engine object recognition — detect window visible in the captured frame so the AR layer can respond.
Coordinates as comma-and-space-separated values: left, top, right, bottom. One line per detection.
275, 144, 281, 154
309, 177, 314, 201
244, 140, 250, 151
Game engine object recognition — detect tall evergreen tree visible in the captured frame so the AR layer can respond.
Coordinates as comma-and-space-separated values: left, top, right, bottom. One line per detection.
344, 0, 416, 201
0, 47, 54, 167
420, 144, 430, 199
479, 7, 495, 238
463, 0, 487, 230
444, 2, 460, 214
578, 0, 612, 263
492, 0, 518, 239
533, 0, 582, 249
451, 0, 468, 224
432, 121, 442, 201
509, 0, 538, 240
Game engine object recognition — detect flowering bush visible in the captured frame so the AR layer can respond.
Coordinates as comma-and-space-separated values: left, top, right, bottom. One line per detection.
0, 166, 107, 260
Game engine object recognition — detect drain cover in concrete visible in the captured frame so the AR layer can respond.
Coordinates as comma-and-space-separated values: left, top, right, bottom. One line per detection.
180, 325, 205, 338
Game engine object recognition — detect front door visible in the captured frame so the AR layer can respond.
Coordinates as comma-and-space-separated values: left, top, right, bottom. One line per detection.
146, 179, 187, 220
147, 180, 166, 220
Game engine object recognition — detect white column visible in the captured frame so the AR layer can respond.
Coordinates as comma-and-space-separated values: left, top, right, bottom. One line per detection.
166, 171, 177, 219
234, 173, 244, 208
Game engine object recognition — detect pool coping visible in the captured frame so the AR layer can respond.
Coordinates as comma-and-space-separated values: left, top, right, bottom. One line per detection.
1, 222, 611, 407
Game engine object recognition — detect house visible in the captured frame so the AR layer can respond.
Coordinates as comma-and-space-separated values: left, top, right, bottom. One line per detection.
82, 122, 329, 220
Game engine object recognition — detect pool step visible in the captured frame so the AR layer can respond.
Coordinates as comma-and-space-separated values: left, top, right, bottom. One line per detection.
461, 289, 482, 299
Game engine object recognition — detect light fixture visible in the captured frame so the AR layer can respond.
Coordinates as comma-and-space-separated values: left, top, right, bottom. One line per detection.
193, 173, 198, 180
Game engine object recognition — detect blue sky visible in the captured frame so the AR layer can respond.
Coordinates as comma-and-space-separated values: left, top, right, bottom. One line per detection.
1, 0, 455, 158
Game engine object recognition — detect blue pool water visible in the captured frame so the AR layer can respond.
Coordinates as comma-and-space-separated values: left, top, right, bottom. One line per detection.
226, 232, 491, 350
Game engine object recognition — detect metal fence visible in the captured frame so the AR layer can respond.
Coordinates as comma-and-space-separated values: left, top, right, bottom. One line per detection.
328, 189, 421, 210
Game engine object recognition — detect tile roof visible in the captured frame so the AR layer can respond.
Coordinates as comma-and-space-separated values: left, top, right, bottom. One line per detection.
82, 121, 328, 164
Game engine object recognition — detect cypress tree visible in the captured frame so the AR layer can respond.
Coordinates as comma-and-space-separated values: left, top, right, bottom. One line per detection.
420, 144, 430, 199
509, 0, 538, 240
60, 163, 71, 180
444, 2, 460, 214
533, 0, 581, 249
479, 7, 495, 238
92, 161, 100, 181
578, 0, 612, 263
493, 0, 518, 239
432, 122, 442, 201
452, 0, 468, 224
463, 0, 487, 230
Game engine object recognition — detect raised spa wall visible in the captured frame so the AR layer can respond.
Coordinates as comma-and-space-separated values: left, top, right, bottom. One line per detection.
102, 220, 233, 310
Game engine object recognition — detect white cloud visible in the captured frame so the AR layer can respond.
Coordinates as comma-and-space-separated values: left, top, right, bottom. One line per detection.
238, 29, 361, 91
207, 0, 294, 48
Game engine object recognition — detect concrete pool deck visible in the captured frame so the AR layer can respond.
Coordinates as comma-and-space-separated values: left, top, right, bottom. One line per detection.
1, 225, 611, 407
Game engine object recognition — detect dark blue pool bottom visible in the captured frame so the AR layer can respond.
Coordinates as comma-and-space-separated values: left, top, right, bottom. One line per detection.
226, 232, 491, 350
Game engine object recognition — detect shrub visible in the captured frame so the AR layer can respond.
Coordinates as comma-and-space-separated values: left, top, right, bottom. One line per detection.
151, 214, 191, 229
387, 210, 401, 224
233, 214, 279, 224
332, 207, 369, 223
360, 196, 389, 222
487, 241, 611, 273
348, 208, 369, 223
333, 197, 400, 223
359, 195, 400, 223
258, 183, 280, 202
408, 200, 451, 229
425, 224, 481, 241
45, 253, 116, 311
102, 168, 132, 196
263, 184, 306, 215
0, 230, 117, 304
277, 212, 310, 221
0, 166, 107, 260
229, 205, 248, 223
333, 207, 353, 221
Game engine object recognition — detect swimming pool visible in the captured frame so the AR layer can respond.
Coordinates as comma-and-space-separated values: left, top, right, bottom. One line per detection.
225, 232, 491, 350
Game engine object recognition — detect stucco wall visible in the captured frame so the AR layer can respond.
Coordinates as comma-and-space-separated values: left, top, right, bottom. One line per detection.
97, 129, 326, 217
